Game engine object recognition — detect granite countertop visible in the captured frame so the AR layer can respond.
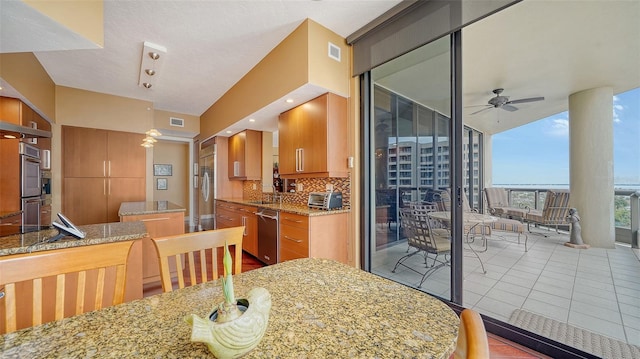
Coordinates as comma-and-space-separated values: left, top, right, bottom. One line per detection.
216, 198, 351, 216
0, 211, 22, 220
118, 201, 186, 216
0, 221, 147, 257
0, 258, 459, 358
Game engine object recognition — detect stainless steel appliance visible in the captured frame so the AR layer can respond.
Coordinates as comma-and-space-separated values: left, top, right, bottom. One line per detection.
308, 191, 342, 210
256, 208, 279, 265
198, 139, 216, 230
19, 143, 41, 233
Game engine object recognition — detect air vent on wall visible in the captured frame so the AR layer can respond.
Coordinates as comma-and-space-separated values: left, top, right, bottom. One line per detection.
170, 117, 184, 127
328, 42, 341, 62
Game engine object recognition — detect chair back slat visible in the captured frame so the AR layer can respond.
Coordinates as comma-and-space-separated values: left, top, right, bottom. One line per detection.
151, 226, 244, 292
0, 240, 133, 334
199, 249, 208, 283
55, 274, 65, 320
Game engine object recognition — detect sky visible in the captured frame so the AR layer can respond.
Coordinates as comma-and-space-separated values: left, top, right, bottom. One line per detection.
492, 87, 640, 187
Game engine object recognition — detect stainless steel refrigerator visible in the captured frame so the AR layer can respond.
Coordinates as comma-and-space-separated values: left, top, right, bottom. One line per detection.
198, 140, 216, 231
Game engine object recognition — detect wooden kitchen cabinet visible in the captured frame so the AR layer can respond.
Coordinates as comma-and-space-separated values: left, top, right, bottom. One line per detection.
228, 130, 262, 180
215, 201, 258, 257
0, 213, 21, 237
279, 211, 348, 263
62, 126, 146, 225
121, 211, 184, 284
278, 93, 348, 178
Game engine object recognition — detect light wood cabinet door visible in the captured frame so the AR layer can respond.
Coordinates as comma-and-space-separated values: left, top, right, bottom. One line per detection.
63, 177, 108, 225
277, 93, 348, 178
107, 131, 146, 178
107, 178, 146, 223
278, 108, 299, 175
299, 94, 328, 174
63, 126, 108, 178
228, 130, 262, 180
0, 97, 21, 125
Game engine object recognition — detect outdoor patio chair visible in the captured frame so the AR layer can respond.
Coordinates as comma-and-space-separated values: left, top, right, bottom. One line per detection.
524, 190, 571, 236
483, 187, 527, 220
392, 204, 451, 288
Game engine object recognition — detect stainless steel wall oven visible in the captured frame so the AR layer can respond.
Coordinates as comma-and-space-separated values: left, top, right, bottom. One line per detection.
19, 143, 41, 233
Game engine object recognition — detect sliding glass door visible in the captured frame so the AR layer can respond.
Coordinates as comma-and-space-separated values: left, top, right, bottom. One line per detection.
368, 35, 455, 299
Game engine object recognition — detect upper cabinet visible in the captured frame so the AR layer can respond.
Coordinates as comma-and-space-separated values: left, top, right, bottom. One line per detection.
278, 93, 348, 178
62, 126, 146, 224
228, 129, 262, 180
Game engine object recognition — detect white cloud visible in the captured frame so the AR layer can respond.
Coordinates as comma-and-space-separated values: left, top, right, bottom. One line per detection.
546, 117, 569, 137
613, 95, 624, 123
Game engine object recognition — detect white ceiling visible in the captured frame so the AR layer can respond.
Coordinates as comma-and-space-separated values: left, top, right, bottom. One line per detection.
0, 0, 402, 137
2, 1, 639, 137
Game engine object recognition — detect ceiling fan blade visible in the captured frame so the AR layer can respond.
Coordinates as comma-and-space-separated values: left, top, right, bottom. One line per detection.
464, 104, 491, 108
469, 106, 493, 115
507, 96, 545, 105
502, 104, 518, 112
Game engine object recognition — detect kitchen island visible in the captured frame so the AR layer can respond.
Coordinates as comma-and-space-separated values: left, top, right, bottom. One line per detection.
119, 201, 186, 284
0, 258, 459, 358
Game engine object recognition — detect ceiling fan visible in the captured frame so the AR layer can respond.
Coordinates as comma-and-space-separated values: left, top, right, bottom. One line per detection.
469, 88, 544, 115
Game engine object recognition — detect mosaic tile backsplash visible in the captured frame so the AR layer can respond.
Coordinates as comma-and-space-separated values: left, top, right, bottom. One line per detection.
243, 176, 351, 209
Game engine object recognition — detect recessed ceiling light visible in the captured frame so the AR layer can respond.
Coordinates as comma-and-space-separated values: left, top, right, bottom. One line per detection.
249, 118, 255, 122
286, 98, 294, 103
4, 134, 17, 139
226, 130, 232, 134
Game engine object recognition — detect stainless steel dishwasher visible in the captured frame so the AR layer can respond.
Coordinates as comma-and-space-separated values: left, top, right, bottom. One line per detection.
256, 208, 279, 265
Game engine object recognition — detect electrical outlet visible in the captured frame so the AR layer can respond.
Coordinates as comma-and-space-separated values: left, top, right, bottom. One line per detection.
252, 183, 256, 190
297, 183, 303, 192
326, 184, 334, 191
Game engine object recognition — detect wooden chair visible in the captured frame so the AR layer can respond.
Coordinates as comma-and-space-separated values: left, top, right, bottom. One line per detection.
151, 226, 244, 292
453, 308, 490, 359
0, 240, 134, 334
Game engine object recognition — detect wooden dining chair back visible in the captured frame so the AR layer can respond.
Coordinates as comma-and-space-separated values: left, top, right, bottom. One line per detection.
151, 226, 244, 292
453, 308, 490, 359
0, 240, 134, 334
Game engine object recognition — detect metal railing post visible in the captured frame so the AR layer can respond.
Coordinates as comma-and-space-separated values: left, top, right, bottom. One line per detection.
631, 191, 639, 249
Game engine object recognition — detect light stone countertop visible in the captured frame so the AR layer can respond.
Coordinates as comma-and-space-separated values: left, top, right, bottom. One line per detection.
0, 258, 459, 358
0, 221, 147, 257
118, 201, 186, 216
216, 198, 351, 216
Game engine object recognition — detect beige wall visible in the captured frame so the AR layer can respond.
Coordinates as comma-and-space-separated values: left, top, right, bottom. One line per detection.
308, 20, 350, 98
24, 0, 104, 48
0, 52, 56, 121
152, 140, 190, 216
153, 109, 200, 137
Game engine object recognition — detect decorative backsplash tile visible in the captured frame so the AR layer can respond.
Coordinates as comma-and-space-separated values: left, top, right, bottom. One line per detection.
242, 176, 351, 209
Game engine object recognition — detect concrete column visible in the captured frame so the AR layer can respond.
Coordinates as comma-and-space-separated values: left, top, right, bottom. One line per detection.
569, 87, 615, 248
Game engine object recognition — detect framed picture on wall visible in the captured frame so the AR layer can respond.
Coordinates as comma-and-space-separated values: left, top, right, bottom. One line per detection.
154, 164, 173, 176
157, 178, 168, 190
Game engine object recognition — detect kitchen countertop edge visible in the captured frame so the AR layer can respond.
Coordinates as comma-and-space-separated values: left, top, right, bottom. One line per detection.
216, 198, 350, 216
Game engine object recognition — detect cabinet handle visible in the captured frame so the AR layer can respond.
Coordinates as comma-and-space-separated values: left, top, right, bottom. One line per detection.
108, 179, 111, 195
299, 148, 304, 172
108, 160, 111, 177
103, 161, 106, 177
103, 179, 106, 196
283, 217, 303, 223
141, 217, 170, 222
283, 235, 303, 243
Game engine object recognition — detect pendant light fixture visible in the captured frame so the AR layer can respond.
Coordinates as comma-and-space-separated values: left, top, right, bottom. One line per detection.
141, 128, 162, 148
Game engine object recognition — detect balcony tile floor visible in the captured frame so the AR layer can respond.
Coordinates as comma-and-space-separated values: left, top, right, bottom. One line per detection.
371, 226, 640, 347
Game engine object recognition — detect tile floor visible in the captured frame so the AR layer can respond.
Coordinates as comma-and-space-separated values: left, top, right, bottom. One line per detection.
371, 226, 640, 348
